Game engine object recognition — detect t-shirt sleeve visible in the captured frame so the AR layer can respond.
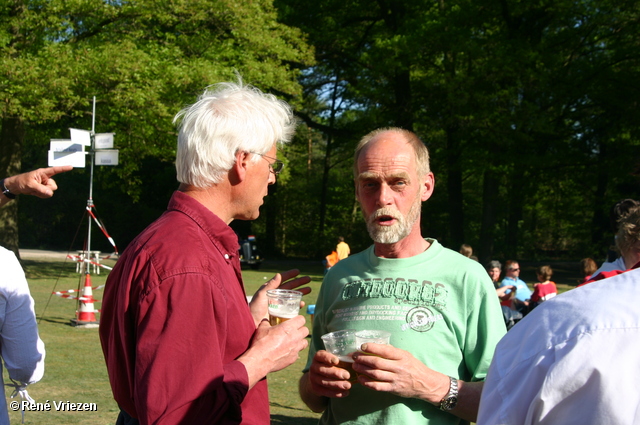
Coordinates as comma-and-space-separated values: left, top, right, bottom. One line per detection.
463, 275, 507, 381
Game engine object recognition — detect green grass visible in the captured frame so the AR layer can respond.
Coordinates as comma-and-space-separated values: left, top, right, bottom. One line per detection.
8, 256, 324, 425
7, 257, 119, 424
9, 255, 586, 424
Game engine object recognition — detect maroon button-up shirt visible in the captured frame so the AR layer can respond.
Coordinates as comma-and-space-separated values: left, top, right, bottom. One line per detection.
100, 191, 268, 424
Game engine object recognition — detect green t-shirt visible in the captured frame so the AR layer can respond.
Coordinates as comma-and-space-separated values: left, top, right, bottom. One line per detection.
304, 239, 506, 425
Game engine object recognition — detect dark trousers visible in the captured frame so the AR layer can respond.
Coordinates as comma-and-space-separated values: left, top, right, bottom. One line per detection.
116, 408, 140, 425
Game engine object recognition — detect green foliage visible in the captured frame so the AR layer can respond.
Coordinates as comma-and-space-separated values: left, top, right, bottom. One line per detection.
4, 0, 640, 261
276, 0, 640, 261
3, 0, 314, 251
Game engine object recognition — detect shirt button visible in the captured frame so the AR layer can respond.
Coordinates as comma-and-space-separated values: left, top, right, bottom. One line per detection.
224, 254, 230, 259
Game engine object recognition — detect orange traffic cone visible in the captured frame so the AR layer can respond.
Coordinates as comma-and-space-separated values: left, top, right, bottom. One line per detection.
71, 273, 99, 327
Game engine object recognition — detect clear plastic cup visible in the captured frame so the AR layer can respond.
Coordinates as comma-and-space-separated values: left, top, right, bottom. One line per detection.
321, 329, 358, 382
266, 289, 303, 326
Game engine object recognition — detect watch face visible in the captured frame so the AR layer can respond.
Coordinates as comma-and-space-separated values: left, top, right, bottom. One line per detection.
442, 396, 458, 411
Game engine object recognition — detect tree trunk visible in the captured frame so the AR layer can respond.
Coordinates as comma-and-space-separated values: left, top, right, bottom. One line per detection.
0, 117, 24, 258
445, 126, 465, 249
479, 168, 499, 264
505, 167, 525, 258
317, 76, 341, 256
393, 68, 413, 130
590, 140, 609, 255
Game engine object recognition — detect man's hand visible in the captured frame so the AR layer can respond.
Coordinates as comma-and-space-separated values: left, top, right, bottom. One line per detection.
249, 269, 311, 326
307, 350, 353, 398
237, 315, 309, 388
3, 166, 73, 198
352, 343, 449, 403
299, 350, 354, 413
352, 343, 483, 422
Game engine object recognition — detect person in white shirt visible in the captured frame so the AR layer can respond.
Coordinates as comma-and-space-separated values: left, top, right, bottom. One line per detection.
477, 266, 640, 425
592, 198, 640, 276
0, 166, 69, 424
0, 247, 46, 425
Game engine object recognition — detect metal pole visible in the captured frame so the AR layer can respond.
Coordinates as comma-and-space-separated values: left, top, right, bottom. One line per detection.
85, 96, 97, 274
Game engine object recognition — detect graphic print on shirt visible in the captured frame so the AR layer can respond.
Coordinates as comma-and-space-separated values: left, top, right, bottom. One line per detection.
336, 277, 447, 333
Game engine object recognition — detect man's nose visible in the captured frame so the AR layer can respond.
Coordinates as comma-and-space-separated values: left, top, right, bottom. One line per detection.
376, 184, 393, 207
268, 170, 277, 185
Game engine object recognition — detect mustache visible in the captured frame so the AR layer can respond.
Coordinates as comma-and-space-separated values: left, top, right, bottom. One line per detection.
368, 207, 401, 224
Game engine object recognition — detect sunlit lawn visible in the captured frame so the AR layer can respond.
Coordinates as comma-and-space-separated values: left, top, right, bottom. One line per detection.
8, 254, 323, 425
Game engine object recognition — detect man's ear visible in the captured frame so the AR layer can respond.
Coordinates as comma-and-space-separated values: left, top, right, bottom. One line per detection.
230, 150, 250, 184
421, 172, 435, 202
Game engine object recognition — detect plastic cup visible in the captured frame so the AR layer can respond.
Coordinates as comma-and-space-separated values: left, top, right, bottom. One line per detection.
355, 329, 391, 351
321, 329, 358, 382
266, 289, 303, 326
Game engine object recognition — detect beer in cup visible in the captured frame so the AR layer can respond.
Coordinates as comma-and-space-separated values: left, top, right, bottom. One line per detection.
321, 329, 358, 383
266, 289, 303, 326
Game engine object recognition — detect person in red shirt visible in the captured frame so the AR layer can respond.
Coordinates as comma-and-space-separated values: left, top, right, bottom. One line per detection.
530, 265, 557, 308
579, 258, 597, 284
100, 81, 311, 425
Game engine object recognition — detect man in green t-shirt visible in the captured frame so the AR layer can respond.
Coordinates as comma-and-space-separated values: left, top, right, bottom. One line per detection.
299, 128, 506, 425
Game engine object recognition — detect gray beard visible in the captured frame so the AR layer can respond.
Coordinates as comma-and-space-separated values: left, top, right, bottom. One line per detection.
365, 197, 422, 244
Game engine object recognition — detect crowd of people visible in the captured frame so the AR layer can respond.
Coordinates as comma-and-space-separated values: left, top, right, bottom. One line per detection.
3, 80, 640, 425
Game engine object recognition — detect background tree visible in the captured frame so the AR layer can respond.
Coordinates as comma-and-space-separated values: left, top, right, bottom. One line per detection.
2, 0, 639, 264
1, 0, 313, 255
276, 0, 640, 262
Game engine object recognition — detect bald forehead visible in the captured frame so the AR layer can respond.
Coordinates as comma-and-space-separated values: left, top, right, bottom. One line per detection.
356, 132, 416, 173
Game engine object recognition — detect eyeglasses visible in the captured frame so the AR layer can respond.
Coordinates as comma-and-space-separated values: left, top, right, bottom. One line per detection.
250, 152, 285, 175
510, 268, 520, 272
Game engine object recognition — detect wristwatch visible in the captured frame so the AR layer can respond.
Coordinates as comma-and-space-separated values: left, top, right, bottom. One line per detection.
439, 376, 459, 411
1, 179, 16, 199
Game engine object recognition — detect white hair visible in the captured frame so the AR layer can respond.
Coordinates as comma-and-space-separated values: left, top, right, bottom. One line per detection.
173, 81, 296, 187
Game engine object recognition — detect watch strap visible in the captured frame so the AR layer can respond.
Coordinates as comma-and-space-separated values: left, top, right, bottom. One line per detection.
1, 179, 16, 199
439, 376, 459, 411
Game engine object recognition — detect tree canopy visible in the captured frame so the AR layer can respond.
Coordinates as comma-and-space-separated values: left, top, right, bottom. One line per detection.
0, 0, 313, 254
2, 0, 639, 263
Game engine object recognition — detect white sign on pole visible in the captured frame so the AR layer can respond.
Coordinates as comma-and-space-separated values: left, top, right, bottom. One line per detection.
95, 150, 119, 166
50, 140, 85, 153
94, 133, 115, 149
69, 128, 92, 146
48, 150, 87, 168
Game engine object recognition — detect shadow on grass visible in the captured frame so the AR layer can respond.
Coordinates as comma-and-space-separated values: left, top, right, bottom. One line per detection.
269, 402, 320, 425
271, 414, 319, 425
22, 259, 78, 279
251, 260, 325, 278
37, 315, 77, 326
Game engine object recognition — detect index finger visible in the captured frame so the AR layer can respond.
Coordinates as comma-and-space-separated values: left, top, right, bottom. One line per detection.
280, 277, 312, 295
353, 343, 400, 360
314, 349, 340, 366
278, 269, 312, 292
41, 165, 73, 177
277, 269, 303, 282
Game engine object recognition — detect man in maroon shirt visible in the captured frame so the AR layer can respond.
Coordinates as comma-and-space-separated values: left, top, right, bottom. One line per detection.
100, 81, 310, 425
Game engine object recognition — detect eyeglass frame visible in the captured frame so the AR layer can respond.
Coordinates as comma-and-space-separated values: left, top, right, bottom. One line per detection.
249, 152, 285, 175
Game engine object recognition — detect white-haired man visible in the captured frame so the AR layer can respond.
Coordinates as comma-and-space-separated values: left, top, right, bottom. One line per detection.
299, 128, 506, 424
100, 82, 310, 425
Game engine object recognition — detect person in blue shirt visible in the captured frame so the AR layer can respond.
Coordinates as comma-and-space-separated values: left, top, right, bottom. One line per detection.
500, 260, 532, 313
